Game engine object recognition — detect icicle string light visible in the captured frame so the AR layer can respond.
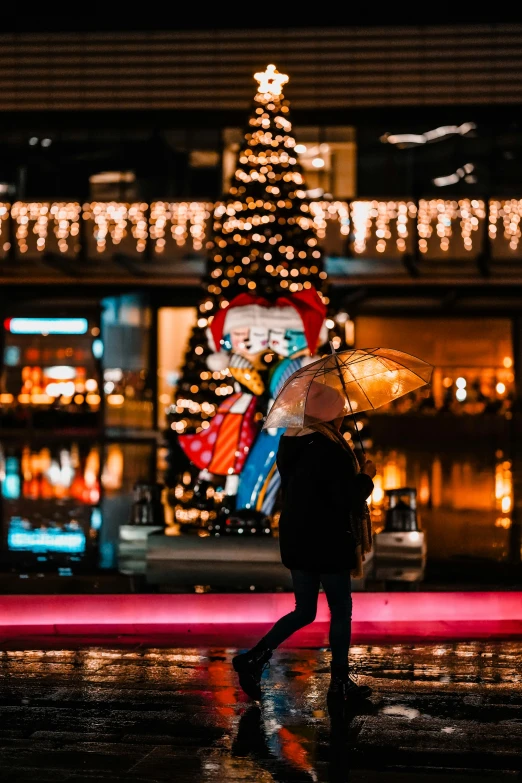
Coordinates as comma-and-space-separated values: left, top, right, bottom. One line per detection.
10, 202, 82, 254
0, 203, 10, 253
1, 199, 520, 258
82, 202, 150, 254
490, 199, 522, 252
150, 202, 212, 253
417, 199, 485, 254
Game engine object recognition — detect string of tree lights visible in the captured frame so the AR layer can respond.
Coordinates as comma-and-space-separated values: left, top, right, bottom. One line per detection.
205, 64, 327, 307
168, 64, 333, 439
166, 64, 349, 531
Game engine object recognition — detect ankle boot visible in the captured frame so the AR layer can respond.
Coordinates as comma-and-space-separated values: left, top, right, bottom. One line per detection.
232, 646, 272, 701
328, 663, 372, 701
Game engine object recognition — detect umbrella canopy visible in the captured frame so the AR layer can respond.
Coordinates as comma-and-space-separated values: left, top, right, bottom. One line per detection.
263, 347, 433, 430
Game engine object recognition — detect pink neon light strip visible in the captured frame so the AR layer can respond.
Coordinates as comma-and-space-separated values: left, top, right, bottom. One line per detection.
1, 592, 521, 631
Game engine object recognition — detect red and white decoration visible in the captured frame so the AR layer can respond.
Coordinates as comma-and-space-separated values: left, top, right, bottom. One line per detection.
207, 289, 327, 366
178, 392, 258, 476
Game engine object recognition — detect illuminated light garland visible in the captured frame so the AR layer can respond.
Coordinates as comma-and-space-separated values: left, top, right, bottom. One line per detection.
417, 199, 485, 254
396, 202, 416, 253
12, 202, 49, 254
349, 201, 417, 255
490, 199, 522, 252
11, 202, 81, 254
150, 201, 212, 254
128, 202, 149, 253
351, 201, 373, 253
374, 201, 392, 254
173, 202, 211, 251
1, 200, 519, 257
84, 202, 149, 253
0, 203, 9, 253
50, 203, 82, 253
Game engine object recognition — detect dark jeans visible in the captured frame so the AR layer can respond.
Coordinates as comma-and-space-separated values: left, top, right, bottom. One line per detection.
259, 569, 352, 665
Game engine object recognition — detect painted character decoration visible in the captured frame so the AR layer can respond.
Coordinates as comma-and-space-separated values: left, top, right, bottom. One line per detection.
178, 288, 327, 521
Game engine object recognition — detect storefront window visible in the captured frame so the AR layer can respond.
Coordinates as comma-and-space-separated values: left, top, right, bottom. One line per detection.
157, 307, 197, 429
355, 316, 513, 415
0, 438, 158, 574
0, 314, 102, 430
101, 295, 154, 430
368, 447, 513, 564
0, 441, 101, 573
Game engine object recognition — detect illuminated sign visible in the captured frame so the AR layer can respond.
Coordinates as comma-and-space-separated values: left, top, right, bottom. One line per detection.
5, 318, 89, 335
8, 522, 86, 554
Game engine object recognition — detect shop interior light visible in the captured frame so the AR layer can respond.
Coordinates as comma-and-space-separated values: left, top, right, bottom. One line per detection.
312, 158, 325, 168
107, 394, 125, 406
294, 144, 307, 154
382, 122, 476, 147
89, 171, 135, 184
45, 366, 76, 380
5, 318, 88, 335
433, 163, 475, 188
104, 368, 123, 383
46, 381, 76, 398
92, 339, 104, 359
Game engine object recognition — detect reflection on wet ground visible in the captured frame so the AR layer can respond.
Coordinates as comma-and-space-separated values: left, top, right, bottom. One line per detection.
1, 434, 521, 588
1, 641, 521, 781
0, 439, 156, 576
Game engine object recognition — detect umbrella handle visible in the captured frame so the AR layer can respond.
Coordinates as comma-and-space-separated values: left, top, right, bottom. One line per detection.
330, 342, 366, 460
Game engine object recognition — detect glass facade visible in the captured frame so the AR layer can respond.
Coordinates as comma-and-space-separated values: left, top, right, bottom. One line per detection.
101, 295, 154, 431
1, 311, 102, 431
0, 301, 519, 590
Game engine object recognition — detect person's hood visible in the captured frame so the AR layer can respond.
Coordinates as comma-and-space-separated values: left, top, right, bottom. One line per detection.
276, 432, 315, 478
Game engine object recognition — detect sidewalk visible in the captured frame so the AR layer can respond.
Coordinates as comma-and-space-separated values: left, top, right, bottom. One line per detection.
1, 639, 521, 781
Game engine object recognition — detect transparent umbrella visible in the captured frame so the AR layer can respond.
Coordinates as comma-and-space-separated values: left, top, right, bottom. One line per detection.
263, 347, 433, 453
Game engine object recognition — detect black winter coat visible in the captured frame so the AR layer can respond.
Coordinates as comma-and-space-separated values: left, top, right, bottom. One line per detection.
277, 431, 374, 573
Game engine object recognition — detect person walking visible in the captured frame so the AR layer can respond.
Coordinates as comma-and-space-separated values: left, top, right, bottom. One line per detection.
233, 382, 376, 702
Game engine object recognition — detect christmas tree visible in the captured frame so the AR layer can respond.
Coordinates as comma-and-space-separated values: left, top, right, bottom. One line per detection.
205, 62, 326, 312
167, 65, 337, 531
168, 322, 232, 437
169, 64, 327, 430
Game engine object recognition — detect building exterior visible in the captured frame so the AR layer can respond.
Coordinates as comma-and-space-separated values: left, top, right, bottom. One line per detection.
0, 24, 521, 584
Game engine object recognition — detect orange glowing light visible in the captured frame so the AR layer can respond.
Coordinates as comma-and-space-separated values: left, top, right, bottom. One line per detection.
254, 64, 289, 96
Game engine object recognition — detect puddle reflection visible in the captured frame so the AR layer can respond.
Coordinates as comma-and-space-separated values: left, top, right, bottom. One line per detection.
0, 439, 156, 572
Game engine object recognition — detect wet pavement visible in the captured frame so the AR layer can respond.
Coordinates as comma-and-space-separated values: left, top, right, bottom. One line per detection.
1, 641, 521, 782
